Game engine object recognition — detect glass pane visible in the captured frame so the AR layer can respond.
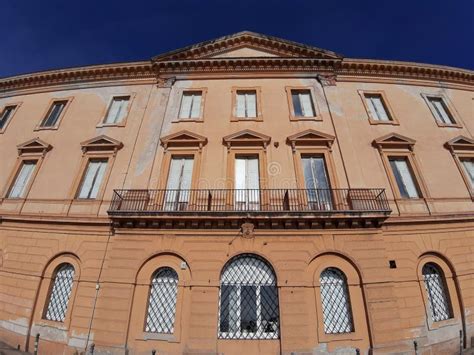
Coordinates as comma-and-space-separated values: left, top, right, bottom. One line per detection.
45, 264, 75, 322
0, 106, 15, 129
292, 92, 303, 117
190, 94, 202, 118
179, 94, 193, 119
299, 92, 315, 117
430, 97, 454, 124
261, 286, 279, 333
77, 160, 108, 199
42, 102, 66, 127
236, 93, 246, 117
422, 264, 452, 322
389, 158, 419, 198
461, 159, 474, 188
240, 285, 257, 333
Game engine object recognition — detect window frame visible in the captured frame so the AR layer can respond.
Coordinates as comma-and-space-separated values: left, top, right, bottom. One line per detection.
43, 263, 76, 323
75, 158, 110, 200
0, 102, 21, 133
231, 87, 263, 122
387, 155, 423, 199
35, 97, 73, 131
421, 93, 462, 128
5, 159, 39, 199
417, 256, 461, 331
457, 155, 474, 198
358, 90, 399, 125
445, 137, 474, 200
97, 93, 136, 127
285, 86, 321, 121
174, 89, 207, 122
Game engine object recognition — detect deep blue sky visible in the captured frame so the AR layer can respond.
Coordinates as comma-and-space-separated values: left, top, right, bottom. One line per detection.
1, 0, 473, 78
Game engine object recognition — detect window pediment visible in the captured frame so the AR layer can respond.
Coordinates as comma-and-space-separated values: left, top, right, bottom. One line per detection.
445, 135, 474, 152
286, 129, 335, 151
373, 133, 416, 150
17, 138, 52, 156
80, 135, 123, 153
160, 130, 208, 150
223, 129, 271, 150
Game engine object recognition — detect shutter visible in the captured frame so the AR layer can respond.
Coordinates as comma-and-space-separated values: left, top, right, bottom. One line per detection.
302, 157, 315, 189
394, 159, 419, 198
179, 94, 193, 119
432, 99, 452, 124
166, 158, 183, 190
43, 103, 64, 127
190, 94, 201, 118
88, 161, 107, 199
366, 97, 379, 120
235, 158, 246, 202
246, 93, 257, 117
9, 161, 36, 198
246, 158, 260, 204
236, 93, 245, 117
300, 92, 314, 117
313, 157, 330, 189
78, 161, 101, 198
292, 92, 303, 116
179, 158, 194, 202
0, 107, 14, 129
105, 99, 121, 123
372, 97, 390, 121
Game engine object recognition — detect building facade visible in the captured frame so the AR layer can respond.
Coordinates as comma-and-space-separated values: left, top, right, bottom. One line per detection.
0, 32, 473, 354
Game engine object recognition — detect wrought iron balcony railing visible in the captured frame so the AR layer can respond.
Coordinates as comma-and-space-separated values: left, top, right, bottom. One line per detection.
108, 188, 390, 215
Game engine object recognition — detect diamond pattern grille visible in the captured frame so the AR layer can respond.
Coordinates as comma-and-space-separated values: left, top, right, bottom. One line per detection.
218, 254, 280, 339
145, 267, 179, 333
45, 263, 75, 322
422, 263, 452, 322
320, 267, 354, 334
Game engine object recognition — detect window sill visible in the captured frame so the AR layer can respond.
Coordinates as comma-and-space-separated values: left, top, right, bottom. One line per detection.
34, 126, 59, 131
231, 116, 263, 122
427, 317, 459, 331
368, 119, 400, 126
435, 122, 462, 128
96, 122, 126, 128
289, 115, 322, 122
141, 332, 178, 342
172, 118, 204, 123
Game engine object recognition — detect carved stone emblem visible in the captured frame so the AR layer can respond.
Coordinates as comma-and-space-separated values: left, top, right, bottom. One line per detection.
241, 222, 255, 238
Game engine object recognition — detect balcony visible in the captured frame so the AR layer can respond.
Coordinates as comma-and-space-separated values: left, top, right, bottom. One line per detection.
108, 188, 391, 230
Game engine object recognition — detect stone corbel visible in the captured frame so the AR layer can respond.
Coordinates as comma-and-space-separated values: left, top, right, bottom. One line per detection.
157, 76, 176, 88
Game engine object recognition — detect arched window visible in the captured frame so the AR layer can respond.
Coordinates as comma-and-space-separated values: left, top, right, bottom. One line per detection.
218, 254, 279, 339
422, 263, 453, 322
320, 267, 353, 334
145, 267, 179, 333
44, 263, 75, 322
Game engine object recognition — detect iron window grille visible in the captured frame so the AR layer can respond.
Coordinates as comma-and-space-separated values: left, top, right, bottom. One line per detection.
44, 263, 75, 322
422, 263, 453, 322
145, 267, 179, 334
320, 267, 354, 334
218, 254, 280, 340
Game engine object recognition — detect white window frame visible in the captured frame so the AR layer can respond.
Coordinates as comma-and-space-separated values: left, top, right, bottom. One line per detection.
102, 96, 131, 125
178, 91, 203, 120
235, 90, 257, 118
7, 160, 38, 199
76, 158, 109, 199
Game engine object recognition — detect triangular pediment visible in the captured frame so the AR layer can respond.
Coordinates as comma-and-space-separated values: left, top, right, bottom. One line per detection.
160, 130, 208, 149
17, 138, 52, 155
373, 133, 416, 150
223, 129, 271, 149
81, 135, 123, 153
287, 130, 335, 149
445, 135, 474, 152
152, 31, 342, 62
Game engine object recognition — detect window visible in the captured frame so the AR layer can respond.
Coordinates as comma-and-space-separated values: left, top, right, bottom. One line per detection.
145, 267, 179, 334
40, 100, 68, 128
76, 159, 108, 199
426, 97, 455, 125
389, 157, 420, 198
301, 155, 332, 210
0, 105, 16, 130
320, 268, 354, 334
236, 91, 257, 118
460, 158, 474, 189
164, 156, 194, 210
218, 254, 279, 339
291, 90, 315, 117
422, 263, 453, 322
364, 94, 392, 121
44, 263, 75, 322
235, 156, 260, 210
8, 160, 37, 198
179, 91, 202, 119
103, 96, 130, 124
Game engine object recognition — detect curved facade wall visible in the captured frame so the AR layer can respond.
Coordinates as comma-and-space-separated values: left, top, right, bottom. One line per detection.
0, 32, 473, 354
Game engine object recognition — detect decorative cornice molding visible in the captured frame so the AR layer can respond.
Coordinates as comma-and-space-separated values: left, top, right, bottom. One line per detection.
80, 135, 123, 154
445, 135, 474, 153
373, 133, 416, 151
17, 138, 52, 156
160, 130, 208, 151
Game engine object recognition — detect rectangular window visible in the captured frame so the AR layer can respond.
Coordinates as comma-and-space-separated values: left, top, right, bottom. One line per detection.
427, 97, 455, 125
365, 94, 391, 121
8, 160, 37, 198
301, 155, 332, 209
0, 105, 16, 130
179, 91, 202, 119
389, 157, 420, 198
236, 91, 257, 118
103, 96, 130, 124
40, 101, 68, 127
460, 158, 474, 189
77, 159, 108, 199
164, 156, 194, 210
291, 90, 315, 117
235, 156, 260, 210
